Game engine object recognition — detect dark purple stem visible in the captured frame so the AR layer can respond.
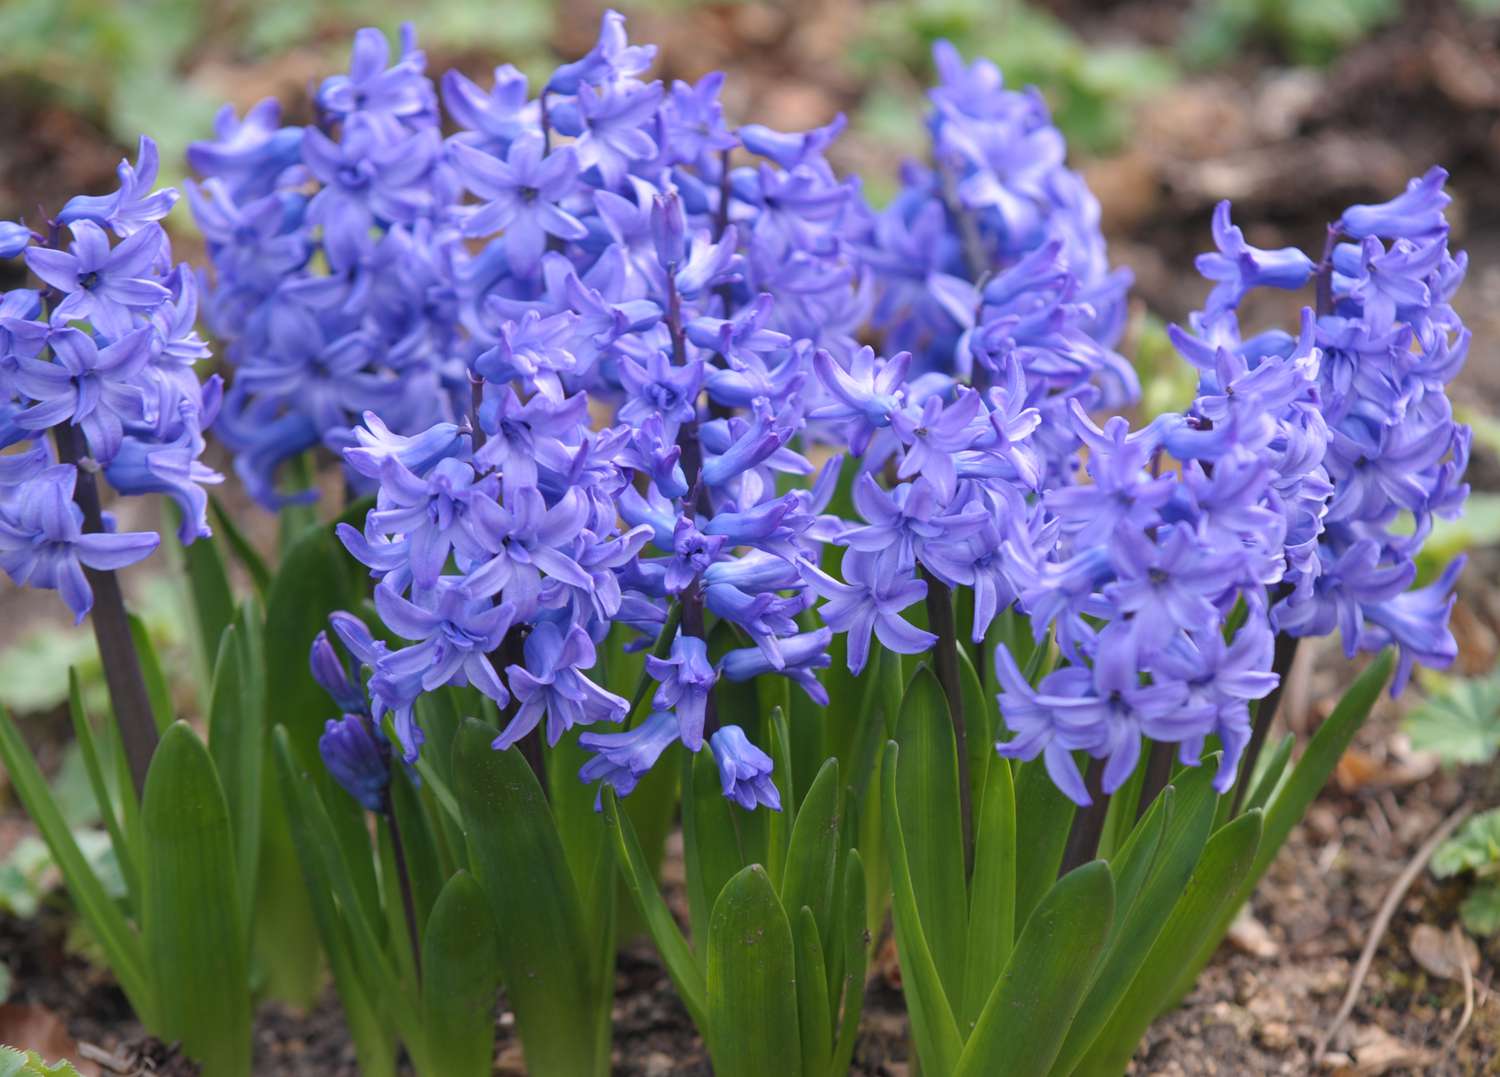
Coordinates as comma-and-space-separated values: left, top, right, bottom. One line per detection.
53, 414, 158, 798
1230, 633, 1301, 815
1058, 758, 1109, 877
383, 793, 423, 983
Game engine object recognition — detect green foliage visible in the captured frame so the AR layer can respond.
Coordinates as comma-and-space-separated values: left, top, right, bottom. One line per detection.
852, 0, 1174, 159
0, 1049, 82, 1077
0, 0, 559, 203
1404, 669, 1500, 766
140, 723, 251, 1077
1433, 809, 1500, 937
1182, 0, 1400, 67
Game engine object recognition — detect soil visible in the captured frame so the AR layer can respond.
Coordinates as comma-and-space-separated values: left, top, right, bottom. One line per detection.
4, 0, 1500, 1073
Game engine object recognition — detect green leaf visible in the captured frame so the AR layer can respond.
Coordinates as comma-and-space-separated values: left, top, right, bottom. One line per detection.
706, 865, 802, 1077
881, 741, 963, 1077
141, 723, 251, 1077
1243, 733, 1295, 815
683, 747, 746, 958
1431, 808, 1500, 877
420, 871, 500, 1077
828, 849, 868, 1077
605, 791, 708, 1027
961, 755, 1016, 1033
175, 525, 235, 681
1012, 754, 1078, 934
1075, 811, 1262, 1075
892, 666, 968, 1004
209, 494, 271, 598
270, 729, 399, 1077
1180, 652, 1392, 999
954, 861, 1115, 1077
0, 706, 151, 1020
66, 669, 136, 907
1460, 881, 1500, 936
127, 612, 173, 732
795, 905, 833, 1076
206, 625, 260, 936
263, 523, 358, 765
1051, 762, 1219, 1076
453, 718, 605, 1077
1404, 670, 1500, 766
780, 758, 842, 961
0, 1048, 82, 1076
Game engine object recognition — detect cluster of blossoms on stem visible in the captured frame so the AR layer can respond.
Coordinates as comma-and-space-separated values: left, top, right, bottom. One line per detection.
207, 16, 1466, 814
0, 139, 221, 620
989, 171, 1470, 803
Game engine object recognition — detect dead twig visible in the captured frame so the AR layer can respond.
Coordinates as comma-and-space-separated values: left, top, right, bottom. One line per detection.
1315, 804, 1473, 1060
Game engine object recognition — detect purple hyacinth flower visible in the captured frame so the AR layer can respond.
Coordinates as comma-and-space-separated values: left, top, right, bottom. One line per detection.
1361, 556, 1465, 695
546, 9, 656, 95
718, 627, 832, 706
709, 725, 781, 811
450, 134, 588, 275
0, 221, 31, 259
59, 136, 180, 237
1194, 201, 1314, 316
374, 579, 515, 708
645, 633, 716, 749
316, 24, 434, 131
578, 710, 681, 805
12, 326, 153, 464
498, 621, 629, 748
25, 221, 170, 338
1339, 166, 1450, 240
801, 550, 937, 675
889, 387, 984, 502
311, 630, 368, 714
319, 713, 391, 813
0, 466, 159, 622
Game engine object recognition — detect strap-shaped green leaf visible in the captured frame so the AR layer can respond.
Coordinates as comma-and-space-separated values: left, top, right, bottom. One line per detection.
1244, 733, 1295, 815
605, 790, 708, 1027
892, 666, 969, 1004
176, 522, 235, 681
209, 494, 272, 598
1049, 763, 1218, 1076
781, 757, 841, 960
0, 706, 151, 1020
683, 747, 746, 958
1012, 754, 1078, 934
961, 755, 1016, 1033
420, 871, 500, 1077
828, 849, 868, 1077
957, 645, 993, 815
452, 718, 605, 1077
126, 613, 172, 732
270, 728, 400, 1076
954, 861, 1115, 1077
795, 905, 833, 1077
264, 523, 358, 764
1072, 811, 1263, 1076
881, 741, 963, 1076
1177, 651, 1393, 998
66, 669, 137, 908
207, 623, 263, 939
706, 865, 802, 1077
141, 722, 251, 1077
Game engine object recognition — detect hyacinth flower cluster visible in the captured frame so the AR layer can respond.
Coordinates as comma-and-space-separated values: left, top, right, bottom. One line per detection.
192, 14, 1467, 822
0, 138, 220, 622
